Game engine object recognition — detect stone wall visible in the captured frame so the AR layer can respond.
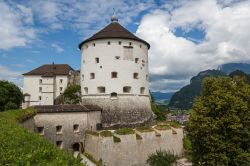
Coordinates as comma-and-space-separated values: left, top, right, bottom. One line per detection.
22, 111, 101, 150
82, 95, 154, 128
84, 128, 184, 166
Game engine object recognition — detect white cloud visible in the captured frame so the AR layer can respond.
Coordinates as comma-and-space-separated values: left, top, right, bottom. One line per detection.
136, 0, 250, 92
51, 43, 64, 53
0, 65, 23, 87
0, 1, 36, 50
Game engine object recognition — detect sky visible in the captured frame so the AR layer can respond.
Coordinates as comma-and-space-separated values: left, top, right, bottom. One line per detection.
1, 0, 250, 92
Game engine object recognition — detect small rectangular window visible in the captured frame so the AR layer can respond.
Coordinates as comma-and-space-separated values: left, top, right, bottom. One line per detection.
119, 41, 122, 45
129, 42, 132, 46
90, 73, 95, 79
140, 87, 145, 94
60, 79, 63, 83
39, 79, 42, 84
60, 87, 63, 92
95, 57, 99, 63
39, 87, 42, 92
39, 96, 42, 100
123, 86, 131, 93
97, 86, 105, 93
82, 74, 84, 81
56, 141, 63, 149
133, 73, 139, 79
111, 72, 118, 78
93, 43, 95, 47
37, 127, 44, 135
135, 58, 139, 63
115, 56, 120, 60
108, 41, 110, 45
56, 125, 62, 134
73, 124, 79, 132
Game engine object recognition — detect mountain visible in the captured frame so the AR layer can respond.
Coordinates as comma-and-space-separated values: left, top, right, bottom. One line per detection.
151, 91, 174, 104
218, 63, 250, 74
168, 70, 226, 109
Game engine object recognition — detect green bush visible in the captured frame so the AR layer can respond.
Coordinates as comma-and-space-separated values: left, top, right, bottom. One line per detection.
0, 109, 84, 165
63, 85, 81, 104
151, 102, 166, 121
115, 128, 135, 135
183, 136, 192, 161
100, 130, 112, 137
0, 81, 22, 111
147, 150, 177, 166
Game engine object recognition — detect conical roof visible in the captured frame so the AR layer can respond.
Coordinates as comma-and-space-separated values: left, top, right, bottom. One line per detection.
78, 22, 150, 49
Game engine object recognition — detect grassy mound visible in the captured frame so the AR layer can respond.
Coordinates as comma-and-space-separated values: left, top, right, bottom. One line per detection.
0, 109, 84, 165
115, 128, 135, 135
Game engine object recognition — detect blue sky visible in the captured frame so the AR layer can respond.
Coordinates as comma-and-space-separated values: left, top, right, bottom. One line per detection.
1, 0, 250, 92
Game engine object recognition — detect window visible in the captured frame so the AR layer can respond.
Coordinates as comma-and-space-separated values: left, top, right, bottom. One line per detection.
107, 41, 110, 45
60, 87, 63, 92
129, 42, 132, 46
39, 87, 42, 92
135, 58, 139, 63
37, 127, 44, 135
111, 72, 117, 78
115, 56, 120, 60
123, 86, 131, 93
111, 92, 117, 99
140, 44, 142, 48
133, 73, 139, 79
90, 73, 95, 79
56, 141, 63, 149
39, 79, 42, 84
84, 87, 88, 94
95, 57, 99, 63
82, 74, 84, 81
85, 45, 88, 49
118, 41, 122, 45
56, 125, 62, 134
93, 43, 95, 47
39, 96, 42, 100
73, 124, 79, 132
146, 74, 149, 81
123, 46, 133, 60
60, 79, 63, 83
140, 87, 145, 94
97, 86, 105, 93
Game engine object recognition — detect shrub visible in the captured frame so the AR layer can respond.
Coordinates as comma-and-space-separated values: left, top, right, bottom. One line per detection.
154, 125, 171, 130
151, 102, 166, 121
183, 136, 192, 161
147, 150, 177, 166
0, 81, 22, 111
115, 128, 135, 135
136, 126, 154, 132
100, 130, 112, 137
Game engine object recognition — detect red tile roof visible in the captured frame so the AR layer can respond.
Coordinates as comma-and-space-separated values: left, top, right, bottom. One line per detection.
78, 22, 150, 49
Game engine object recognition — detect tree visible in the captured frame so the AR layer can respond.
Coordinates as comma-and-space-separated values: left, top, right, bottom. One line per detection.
146, 150, 177, 166
0, 81, 22, 111
187, 76, 250, 166
63, 85, 81, 104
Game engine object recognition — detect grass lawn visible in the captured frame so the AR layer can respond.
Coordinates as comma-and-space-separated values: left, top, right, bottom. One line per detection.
0, 109, 84, 165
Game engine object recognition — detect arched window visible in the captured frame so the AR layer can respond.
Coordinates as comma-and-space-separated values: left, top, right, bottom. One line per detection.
84, 87, 88, 94
123, 86, 131, 93
111, 92, 117, 99
140, 87, 145, 94
97, 86, 105, 93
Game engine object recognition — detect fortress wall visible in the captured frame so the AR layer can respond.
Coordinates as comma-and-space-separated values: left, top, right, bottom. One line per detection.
82, 95, 154, 128
85, 128, 184, 166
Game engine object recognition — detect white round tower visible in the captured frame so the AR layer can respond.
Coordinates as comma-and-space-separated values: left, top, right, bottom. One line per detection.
79, 15, 154, 128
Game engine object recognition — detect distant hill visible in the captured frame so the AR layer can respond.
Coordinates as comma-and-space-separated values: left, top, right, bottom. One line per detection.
168, 70, 226, 109
218, 63, 250, 74
151, 91, 174, 104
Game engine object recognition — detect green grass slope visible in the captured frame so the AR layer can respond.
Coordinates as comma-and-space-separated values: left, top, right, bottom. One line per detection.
0, 109, 84, 166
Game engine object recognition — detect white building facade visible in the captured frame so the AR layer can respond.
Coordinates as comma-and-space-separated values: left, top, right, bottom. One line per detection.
22, 64, 74, 108
79, 16, 154, 128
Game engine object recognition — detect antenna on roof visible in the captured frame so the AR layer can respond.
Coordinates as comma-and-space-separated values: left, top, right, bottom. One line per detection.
111, 8, 118, 23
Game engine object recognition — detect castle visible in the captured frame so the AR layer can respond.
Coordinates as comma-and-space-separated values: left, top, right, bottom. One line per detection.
22, 14, 183, 166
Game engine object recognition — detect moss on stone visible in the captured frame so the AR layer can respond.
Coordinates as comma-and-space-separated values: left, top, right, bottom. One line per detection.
154, 125, 171, 130
115, 128, 135, 135
136, 126, 154, 133
86, 130, 99, 136
113, 135, 121, 143
100, 130, 112, 137
136, 133, 142, 140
